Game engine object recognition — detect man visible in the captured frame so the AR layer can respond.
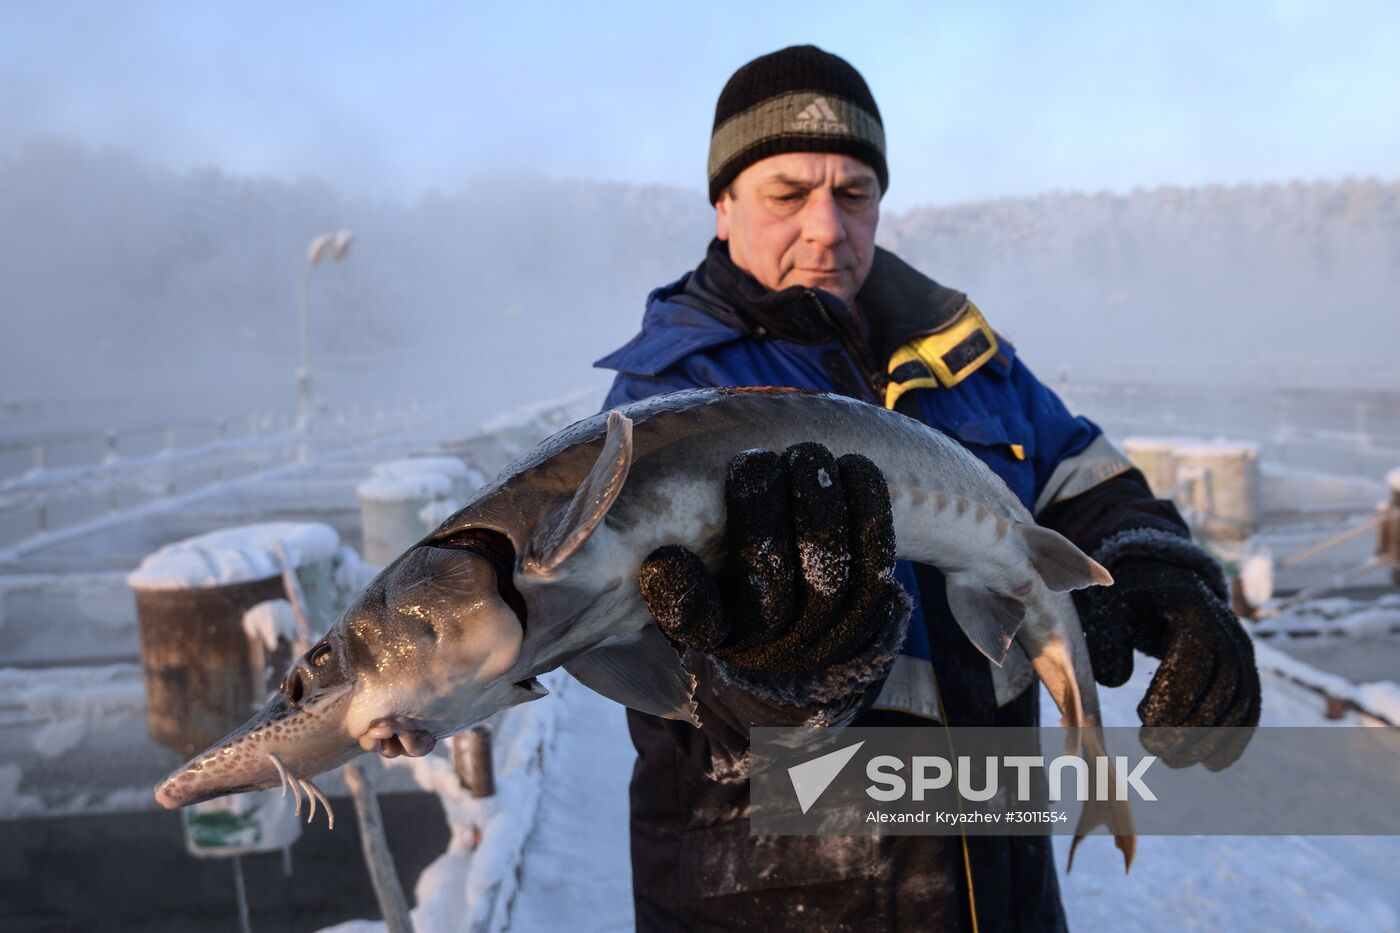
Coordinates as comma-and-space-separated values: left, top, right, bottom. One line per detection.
596, 45, 1260, 931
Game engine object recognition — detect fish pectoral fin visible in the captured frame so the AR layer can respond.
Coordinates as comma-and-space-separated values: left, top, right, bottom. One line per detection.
524, 410, 634, 576
1016, 524, 1114, 592
564, 624, 700, 726
944, 579, 1024, 667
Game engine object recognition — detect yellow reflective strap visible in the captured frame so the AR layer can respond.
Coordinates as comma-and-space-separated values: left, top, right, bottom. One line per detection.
1010, 443, 1026, 461
883, 303, 1000, 410
884, 342, 934, 408
884, 375, 938, 409
887, 343, 924, 371
908, 302, 998, 388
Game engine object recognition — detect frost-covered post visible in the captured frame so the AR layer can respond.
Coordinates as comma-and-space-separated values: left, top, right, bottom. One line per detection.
1379, 469, 1400, 587
451, 725, 496, 798
103, 431, 119, 512
162, 426, 177, 496
1353, 401, 1369, 473
213, 420, 226, 481
343, 761, 415, 933
297, 229, 353, 438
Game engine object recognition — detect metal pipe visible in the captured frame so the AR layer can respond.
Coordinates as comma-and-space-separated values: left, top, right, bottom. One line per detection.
344, 761, 415, 933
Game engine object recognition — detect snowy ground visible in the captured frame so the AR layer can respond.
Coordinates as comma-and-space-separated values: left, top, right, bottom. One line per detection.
1051, 660, 1399, 932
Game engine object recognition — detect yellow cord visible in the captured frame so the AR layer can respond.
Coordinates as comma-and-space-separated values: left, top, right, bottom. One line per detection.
931, 671, 980, 933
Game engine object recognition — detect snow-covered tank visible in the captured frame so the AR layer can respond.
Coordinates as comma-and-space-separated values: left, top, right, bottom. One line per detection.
1124, 436, 1180, 497
1173, 440, 1262, 541
357, 457, 477, 566
127, 522, 341, 756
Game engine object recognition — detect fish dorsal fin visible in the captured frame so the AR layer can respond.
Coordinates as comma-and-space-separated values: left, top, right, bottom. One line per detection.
524, 410, 633, 576
564, 625, 699, 725
1017, 524, 1113, 592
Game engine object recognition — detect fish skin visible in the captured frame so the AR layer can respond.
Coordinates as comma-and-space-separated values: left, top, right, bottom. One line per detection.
153, 387, 1134, 869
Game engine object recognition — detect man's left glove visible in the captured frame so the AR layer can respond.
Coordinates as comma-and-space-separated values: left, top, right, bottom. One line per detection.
1078, 552, 1261, 771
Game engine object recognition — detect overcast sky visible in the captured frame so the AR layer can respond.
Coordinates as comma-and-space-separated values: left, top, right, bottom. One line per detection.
3, 0, 1396, 210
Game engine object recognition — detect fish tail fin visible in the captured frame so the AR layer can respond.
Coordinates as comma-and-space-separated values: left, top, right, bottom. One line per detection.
1068, 721, 1138, 875
1060, 663, 1085, 756
1016, 524, 1113, 592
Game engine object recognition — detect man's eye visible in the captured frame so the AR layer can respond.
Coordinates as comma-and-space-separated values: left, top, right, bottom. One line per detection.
772, 193, 803, 203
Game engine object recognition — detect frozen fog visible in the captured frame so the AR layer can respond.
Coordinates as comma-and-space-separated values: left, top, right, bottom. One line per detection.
2, 141, 1397, 441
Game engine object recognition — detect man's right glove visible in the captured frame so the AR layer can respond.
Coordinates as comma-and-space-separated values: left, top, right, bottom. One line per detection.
638, 442, 910, 693
1077, 554, 1261, 771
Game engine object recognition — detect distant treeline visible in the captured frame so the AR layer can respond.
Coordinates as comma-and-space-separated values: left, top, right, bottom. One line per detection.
883, 180, 1399, 388
1, 141, 1395, 419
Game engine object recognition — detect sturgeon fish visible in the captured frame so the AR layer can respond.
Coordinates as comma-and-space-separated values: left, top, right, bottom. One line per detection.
154, 387, 1135, 869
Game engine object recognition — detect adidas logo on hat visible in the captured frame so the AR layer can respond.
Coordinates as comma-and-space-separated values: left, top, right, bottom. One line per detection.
792, 96, 849, 134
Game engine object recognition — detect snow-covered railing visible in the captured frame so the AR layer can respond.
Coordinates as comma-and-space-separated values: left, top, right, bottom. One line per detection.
1254, 641, 1400, 726
1253, 594, 1400, 640
0, 400, 434, 547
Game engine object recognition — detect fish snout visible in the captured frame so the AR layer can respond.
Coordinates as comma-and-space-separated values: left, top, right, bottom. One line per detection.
153, 744, 282, 810
154, 775, 183, 810
151, 684, 358, 810
154, 767, 225, 810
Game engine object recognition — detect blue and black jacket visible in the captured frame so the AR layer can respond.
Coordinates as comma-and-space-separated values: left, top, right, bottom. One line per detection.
597, 240, 1188, 931
600, 240, 1186, 727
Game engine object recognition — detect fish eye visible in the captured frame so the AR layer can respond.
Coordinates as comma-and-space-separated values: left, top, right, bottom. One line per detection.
309, 642, 331, 667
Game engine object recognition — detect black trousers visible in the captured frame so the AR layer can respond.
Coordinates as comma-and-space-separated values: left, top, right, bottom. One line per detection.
628, 685, 1069, 932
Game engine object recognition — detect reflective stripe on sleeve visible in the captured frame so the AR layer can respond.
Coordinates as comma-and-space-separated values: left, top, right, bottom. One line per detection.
1032, 433, 1136, 517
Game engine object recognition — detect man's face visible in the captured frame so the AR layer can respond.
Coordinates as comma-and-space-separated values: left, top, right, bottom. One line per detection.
716, 152, 880, 308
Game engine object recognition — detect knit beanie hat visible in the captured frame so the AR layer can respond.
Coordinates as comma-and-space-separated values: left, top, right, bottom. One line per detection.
707, 45, 887, 204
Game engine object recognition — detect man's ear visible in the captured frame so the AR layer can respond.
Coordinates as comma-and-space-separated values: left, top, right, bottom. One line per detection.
715, 191, 731, 241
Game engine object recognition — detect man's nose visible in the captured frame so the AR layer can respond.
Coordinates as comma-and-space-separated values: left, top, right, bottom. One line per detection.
800, 189, 847, 248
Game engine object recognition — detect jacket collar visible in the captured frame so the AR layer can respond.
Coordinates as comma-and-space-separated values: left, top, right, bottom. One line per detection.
859, 248, 969, 363
675, 239, 969, 365
673, 239, 866, 347
594, 240, 988, 383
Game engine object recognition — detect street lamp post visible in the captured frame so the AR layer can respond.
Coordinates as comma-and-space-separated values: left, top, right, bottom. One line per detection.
298, 230, 353, 433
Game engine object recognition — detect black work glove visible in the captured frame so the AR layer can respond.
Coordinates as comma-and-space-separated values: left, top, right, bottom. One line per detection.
1078, 557, 1262, 770
638, 443, 909, 680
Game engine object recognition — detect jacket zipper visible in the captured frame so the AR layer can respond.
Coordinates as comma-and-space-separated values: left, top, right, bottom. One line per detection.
803, 289, 889, 403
